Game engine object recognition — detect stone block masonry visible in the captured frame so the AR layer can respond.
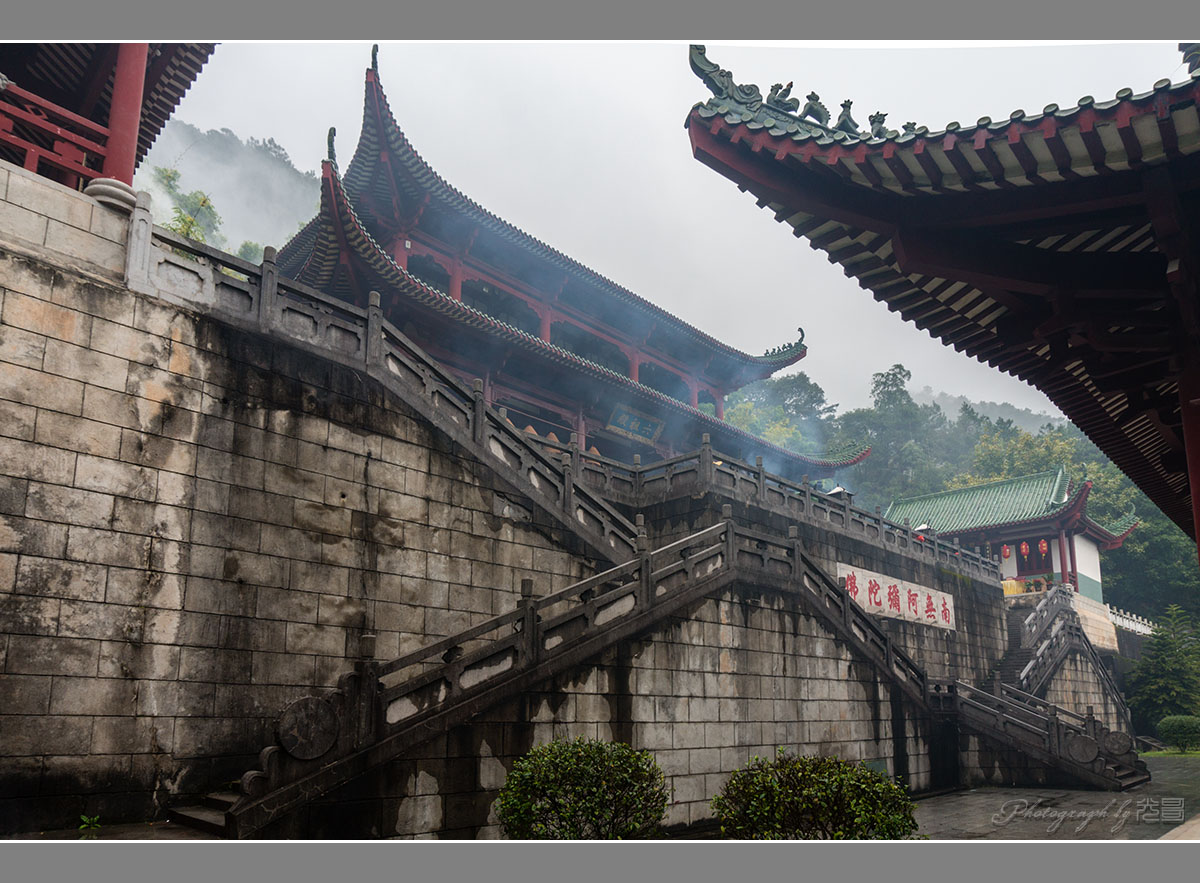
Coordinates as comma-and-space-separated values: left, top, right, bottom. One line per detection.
259, 590, 923, 839
0, 163, 592, 832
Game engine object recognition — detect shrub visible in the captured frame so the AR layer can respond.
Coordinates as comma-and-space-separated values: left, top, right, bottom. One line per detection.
495, 737, 671, 839
710, 750, 918, 840
1157, 715, 1200, 752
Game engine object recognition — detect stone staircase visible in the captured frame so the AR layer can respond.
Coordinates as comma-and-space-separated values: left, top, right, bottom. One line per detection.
166, 515, 937, 838
932, 680, 1150, 791
980, 606, 1036, 694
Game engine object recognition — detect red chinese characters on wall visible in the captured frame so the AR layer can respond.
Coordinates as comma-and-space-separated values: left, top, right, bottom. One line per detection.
837, 563, 956, 631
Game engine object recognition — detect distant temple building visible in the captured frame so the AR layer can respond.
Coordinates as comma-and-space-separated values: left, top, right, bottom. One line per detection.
886, 467, 1138, 603
276, 49, 868, 479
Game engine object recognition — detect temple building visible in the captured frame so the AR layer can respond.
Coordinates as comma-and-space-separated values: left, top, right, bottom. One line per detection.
886, 468, 1138, 603
276, 49, 868, 479
685, 43, 1200, 558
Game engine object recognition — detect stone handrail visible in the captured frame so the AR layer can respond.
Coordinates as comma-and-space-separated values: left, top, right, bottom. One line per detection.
929, 679, 1142, 790
533, 435, 1000, 582
1108, 606, 1156, 636
210, 510, 931, 837
1019, 615, 1132, 731
1021, 584, 1075, 649
130, 220, 639, 566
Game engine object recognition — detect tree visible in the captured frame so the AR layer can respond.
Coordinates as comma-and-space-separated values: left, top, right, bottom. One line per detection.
153, 166, 224, 246
1125, 605, 1200, 733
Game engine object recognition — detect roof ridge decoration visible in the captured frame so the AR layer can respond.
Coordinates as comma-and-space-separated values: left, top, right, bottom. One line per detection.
688, 44, 881, 141
1182, 43, 1200, 74
891, 468, 1065, 506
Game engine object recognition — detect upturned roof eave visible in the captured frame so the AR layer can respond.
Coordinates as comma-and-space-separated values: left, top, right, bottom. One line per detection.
307, 158, 866, 473
343, 62, 808, 377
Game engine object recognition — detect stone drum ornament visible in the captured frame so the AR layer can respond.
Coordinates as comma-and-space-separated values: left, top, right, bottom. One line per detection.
277, 696, 340, 760
1065, 734, 1100, 765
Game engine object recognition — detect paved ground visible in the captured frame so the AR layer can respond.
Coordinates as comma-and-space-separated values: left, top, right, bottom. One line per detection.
914, 756, 1200, 840
10, 756, 1200, 840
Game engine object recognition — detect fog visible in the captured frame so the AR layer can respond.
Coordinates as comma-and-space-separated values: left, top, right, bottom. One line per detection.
154, 41, 1189, 416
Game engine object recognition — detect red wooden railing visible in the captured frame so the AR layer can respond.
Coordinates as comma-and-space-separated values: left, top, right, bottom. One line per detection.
0, 77, 110, 188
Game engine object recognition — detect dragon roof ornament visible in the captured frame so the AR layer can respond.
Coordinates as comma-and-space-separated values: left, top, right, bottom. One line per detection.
761, 328, 806, 360
688, 44, 897, 142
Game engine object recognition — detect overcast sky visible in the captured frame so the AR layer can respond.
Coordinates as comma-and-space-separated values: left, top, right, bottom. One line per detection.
163, 41, 1190, 416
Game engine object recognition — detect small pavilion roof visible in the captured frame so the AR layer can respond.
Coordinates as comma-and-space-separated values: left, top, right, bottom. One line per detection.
886, 468, 1079, 535
286, 153, 869, 475
886, 466, 1138, 549
685, 43, 1200, 537
280, 49, 807, 388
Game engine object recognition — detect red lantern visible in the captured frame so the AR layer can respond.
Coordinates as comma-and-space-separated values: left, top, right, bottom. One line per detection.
1001, 544, 1011, 559
1037, 538, 1049, 557
1019, 541, 1030, 560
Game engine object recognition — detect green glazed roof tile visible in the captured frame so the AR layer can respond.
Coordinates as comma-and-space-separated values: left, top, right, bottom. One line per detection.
884, 467, 1076, 534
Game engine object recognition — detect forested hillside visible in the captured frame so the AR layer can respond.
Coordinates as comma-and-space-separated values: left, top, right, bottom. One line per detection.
726, 367, 1199, 622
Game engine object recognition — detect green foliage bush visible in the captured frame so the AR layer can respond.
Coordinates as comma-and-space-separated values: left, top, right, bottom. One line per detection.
495, 738, 670, 840
710, 750, 918, 840
1158, 716, 1200, 752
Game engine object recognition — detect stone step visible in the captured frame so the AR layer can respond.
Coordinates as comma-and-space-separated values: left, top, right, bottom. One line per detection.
201, 791, 240, 811
166, 804, 228, 837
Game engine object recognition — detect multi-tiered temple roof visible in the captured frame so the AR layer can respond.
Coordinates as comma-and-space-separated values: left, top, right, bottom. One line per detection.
278, 48, 869, 478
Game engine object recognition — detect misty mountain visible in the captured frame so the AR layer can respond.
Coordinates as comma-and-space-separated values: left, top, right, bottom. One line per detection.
912, 386, 1064, 434
134, 119, 319, 253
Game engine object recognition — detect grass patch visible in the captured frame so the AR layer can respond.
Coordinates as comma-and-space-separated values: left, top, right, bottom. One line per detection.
1139, 749, 1200, 757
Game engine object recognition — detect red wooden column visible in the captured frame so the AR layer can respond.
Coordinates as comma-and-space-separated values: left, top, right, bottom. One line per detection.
538, 310, 552, 342
100, 43, 149, 185
628, 354, 640, 383
1057, 528, 1070, 587
1179, 364, 1200, 568
714, 393, 725, 421
448, 259, 463, 302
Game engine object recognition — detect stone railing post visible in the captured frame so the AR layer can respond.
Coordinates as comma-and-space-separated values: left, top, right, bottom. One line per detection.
472, 378, 486, 444
633, 454, 643, 500
721, 505, 735, 569
255, 246, 279, 332
636, 516, 652, 608
124, 191, 155, 295
788, 524, 801, 579
699, 433, 714, 486
561, 451, 575, 514
568, 433, 581, 479
755, 456, 766, 499
366, 289, 382, 367
354, 657, 379, 749
519, 578, 538, 667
